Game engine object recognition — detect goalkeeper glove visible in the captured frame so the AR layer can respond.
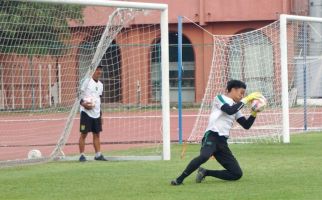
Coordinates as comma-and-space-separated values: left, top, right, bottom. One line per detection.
251, 111, 257, 117
241, 92, 262, 104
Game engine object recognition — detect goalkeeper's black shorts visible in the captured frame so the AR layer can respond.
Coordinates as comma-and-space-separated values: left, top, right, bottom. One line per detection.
80, 111, 102, 134
200, 130, 242, 178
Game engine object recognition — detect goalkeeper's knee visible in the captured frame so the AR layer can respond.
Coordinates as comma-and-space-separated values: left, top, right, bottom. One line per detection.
231, 169, 243, 180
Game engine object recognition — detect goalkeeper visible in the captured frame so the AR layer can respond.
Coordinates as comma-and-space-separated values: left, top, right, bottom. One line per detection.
78, 65, 107, 162
171, 80, 262, 185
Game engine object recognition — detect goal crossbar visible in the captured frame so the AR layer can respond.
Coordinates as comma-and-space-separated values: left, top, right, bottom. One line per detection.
23, 0, 168, 10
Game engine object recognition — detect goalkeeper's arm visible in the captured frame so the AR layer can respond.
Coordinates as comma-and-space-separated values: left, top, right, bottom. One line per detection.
220, 91, 262, 115
221, 102, 245, 115
236, 112, 257, 129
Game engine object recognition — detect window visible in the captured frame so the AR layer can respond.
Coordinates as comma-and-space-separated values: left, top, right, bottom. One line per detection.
151, 33, 195, 102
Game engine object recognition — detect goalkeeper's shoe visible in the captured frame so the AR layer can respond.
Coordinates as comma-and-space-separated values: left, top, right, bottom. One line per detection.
94, 154, 108, 161
79, 155, 87, 162
196, 167, 207, 183
170, 179, 183, 186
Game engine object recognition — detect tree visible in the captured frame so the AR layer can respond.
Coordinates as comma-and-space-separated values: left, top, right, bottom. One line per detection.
0, 0, 84, 56
0, 0, 84, 109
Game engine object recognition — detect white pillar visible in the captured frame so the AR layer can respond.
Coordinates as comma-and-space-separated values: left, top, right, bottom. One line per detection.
161, 7, 170, 160
280, 14, 290, 143
11, 65, 15, 109
39, 64, 42, 108
58, 64, 62, 104
21, 65, 25, 109
48, 64, 52, 107
0, 65, 4, 109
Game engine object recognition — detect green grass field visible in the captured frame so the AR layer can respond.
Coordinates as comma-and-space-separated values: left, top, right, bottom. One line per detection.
1, 132, 321, 200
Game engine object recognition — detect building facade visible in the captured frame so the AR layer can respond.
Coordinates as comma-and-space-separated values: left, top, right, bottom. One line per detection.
86, 0, 309, 103
0, 0, 309, 109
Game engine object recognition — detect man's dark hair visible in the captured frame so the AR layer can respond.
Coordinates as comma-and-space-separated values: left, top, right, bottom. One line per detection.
96, 65, 103, 69
226, 80, 246, 92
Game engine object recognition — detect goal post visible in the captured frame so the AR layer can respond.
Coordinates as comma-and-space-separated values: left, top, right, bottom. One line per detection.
280, 14, 290, 143
184, 14, 322, 144
0, 0, 170, 166
280, 14, 322, 143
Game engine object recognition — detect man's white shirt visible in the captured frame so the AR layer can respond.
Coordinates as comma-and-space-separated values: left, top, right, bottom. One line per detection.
80, 78, 103, 118
205, 94, 244, 137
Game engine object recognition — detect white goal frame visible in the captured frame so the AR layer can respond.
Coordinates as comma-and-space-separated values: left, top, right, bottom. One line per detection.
280, 14, 322, 144
22, 0, 170, 160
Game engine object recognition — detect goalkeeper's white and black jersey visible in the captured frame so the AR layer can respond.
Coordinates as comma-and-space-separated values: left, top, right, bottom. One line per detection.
80, 78, 103, 119
205, 94, 244, 137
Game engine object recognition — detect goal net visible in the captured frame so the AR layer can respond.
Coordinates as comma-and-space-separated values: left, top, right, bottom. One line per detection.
0, 0, 170, 166
186, 15, 322, 144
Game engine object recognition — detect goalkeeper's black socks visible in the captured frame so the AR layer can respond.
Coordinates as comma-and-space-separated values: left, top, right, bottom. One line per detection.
176, 155, 208, 183
176, 172, 188, 183
172, 153, 210, 185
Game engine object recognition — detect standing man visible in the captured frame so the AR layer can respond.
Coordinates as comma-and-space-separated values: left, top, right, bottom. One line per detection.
171, 80, 262, 185
79, 65, 107, 162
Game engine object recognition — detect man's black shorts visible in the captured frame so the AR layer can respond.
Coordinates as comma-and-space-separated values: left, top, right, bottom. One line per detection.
80, 111, 102, 134
200, 130, 228, 158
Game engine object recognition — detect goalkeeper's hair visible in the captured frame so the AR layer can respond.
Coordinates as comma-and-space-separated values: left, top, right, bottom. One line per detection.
226, 80, 246, 92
